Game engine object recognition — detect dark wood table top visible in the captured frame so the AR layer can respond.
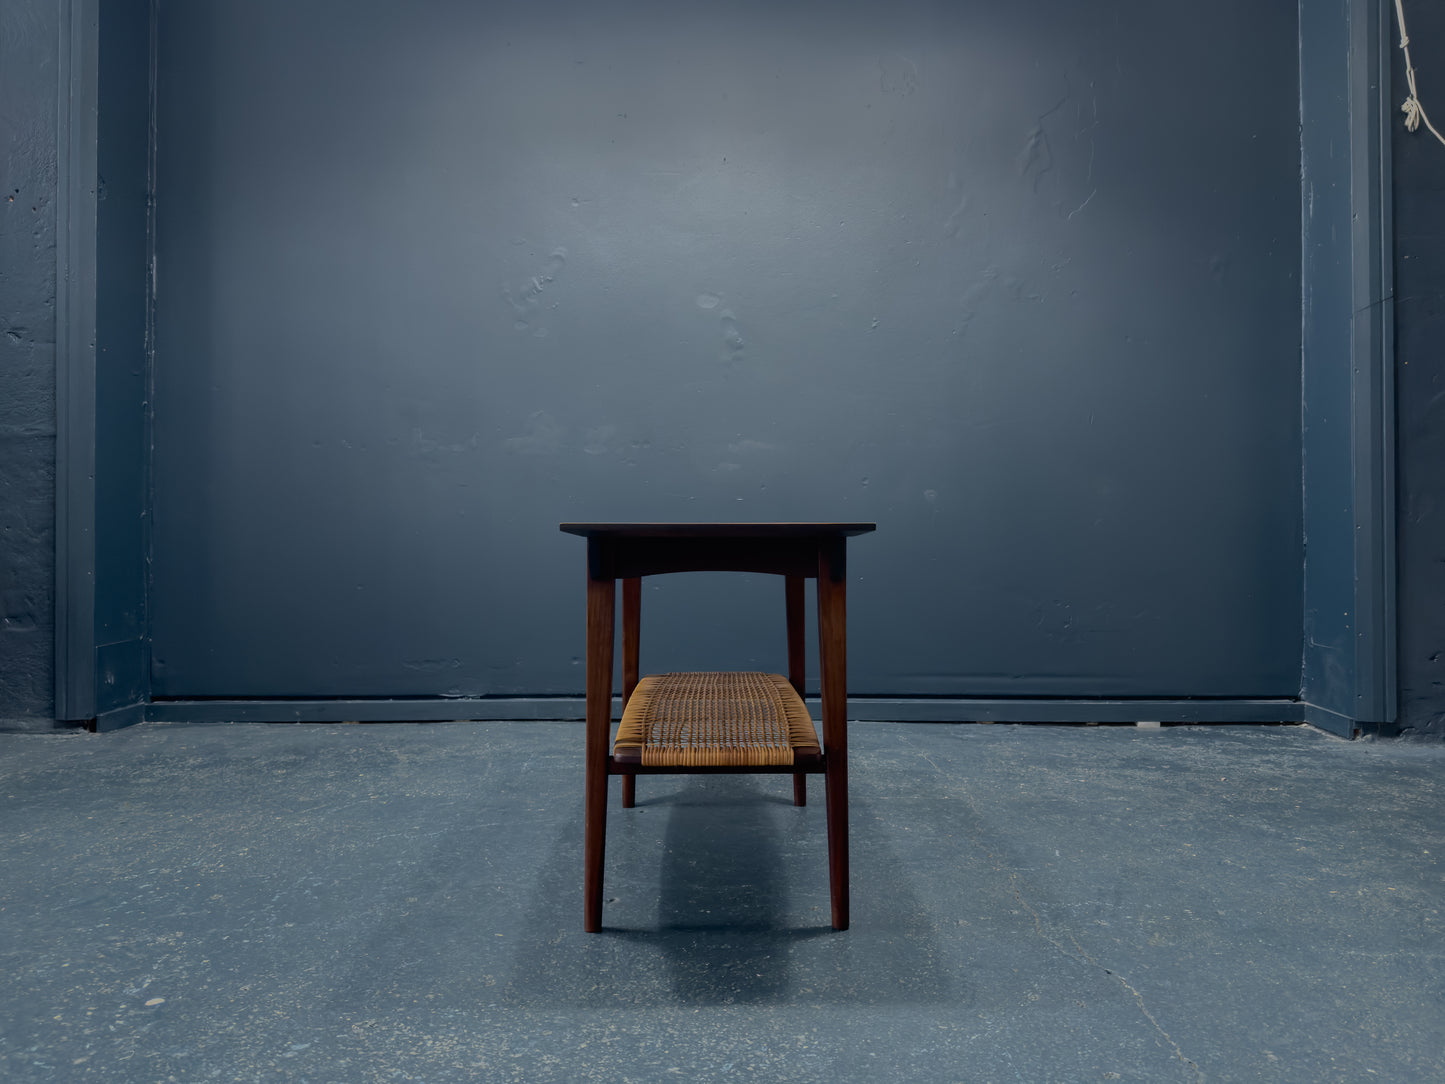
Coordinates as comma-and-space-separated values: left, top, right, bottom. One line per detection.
560, 522, 876, 539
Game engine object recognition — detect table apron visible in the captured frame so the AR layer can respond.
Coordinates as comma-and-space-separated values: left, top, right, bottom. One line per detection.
590, 536, 828, 580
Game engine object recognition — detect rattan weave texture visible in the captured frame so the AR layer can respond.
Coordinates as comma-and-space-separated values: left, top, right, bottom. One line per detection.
615, 671, 819, 767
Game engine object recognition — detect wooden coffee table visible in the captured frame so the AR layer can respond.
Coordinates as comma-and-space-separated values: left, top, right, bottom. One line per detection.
559, 522, 876, 931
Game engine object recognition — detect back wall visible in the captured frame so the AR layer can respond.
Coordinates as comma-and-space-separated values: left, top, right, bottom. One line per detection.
149, 0, 1303, 700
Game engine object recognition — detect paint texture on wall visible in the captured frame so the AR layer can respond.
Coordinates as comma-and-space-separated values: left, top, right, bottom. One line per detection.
94, 0, 153, 715
0, 1, 59, 725
151, 0, 1303, 699
1392, 2, 1445, 736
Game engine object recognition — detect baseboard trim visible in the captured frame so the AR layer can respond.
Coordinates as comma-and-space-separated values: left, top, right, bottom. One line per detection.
144, 698, 589, 724
839, 698, 1304, 724
140, 696, 1306, 726
93, 702, 146, 733
1302, 702, 1373, 739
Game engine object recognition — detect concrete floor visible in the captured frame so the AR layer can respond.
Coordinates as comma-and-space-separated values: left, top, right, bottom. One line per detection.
1, 721, 1442, 1083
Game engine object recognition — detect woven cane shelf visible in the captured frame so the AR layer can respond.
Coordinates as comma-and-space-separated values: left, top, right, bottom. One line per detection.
613, 671, 821, 767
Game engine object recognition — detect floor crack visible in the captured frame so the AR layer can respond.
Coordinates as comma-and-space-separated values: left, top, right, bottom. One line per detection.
1006, 871, 1204, 1083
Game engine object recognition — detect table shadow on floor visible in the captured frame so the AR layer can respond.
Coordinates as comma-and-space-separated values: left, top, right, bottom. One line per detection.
502, 775, 961, 1008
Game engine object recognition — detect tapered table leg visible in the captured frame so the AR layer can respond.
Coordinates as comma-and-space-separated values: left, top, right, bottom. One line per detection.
584, 570, 615, 933
621, 577, 641, 809
817, 541, 848, 931
787, 575, 807, 807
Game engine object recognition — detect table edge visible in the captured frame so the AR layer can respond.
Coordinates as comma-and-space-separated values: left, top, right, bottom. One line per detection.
559, 522, 877, 539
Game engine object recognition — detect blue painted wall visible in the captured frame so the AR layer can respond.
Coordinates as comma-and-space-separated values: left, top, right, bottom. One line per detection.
0, 1, 60, 727
1297, 0, 1396, 736
149, 0, 1304, 701
1, 0, 151, 728
94, 0, 152, 713
1392, 2, 1445, 736
14, 0, 1433, 731
1299, 0, 1358, 721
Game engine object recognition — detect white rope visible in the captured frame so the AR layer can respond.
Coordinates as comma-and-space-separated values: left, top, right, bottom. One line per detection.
1394, 0, 1445, 148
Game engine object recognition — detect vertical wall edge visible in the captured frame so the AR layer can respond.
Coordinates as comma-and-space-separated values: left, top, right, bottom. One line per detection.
54, 0, 100, 722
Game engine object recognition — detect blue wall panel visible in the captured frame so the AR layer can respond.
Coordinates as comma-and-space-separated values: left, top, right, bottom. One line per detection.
94, 0, 153, 715
0, 0, 61, 725
1391, 1, 1445, 736
1299, 0, 1395, 734
149, 0, 1304, 701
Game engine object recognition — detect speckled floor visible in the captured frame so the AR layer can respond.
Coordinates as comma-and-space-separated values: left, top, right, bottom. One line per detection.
2, 721, 1443, 1083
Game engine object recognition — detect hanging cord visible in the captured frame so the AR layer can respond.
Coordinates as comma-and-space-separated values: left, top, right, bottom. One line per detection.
1395, 0, 1445, 147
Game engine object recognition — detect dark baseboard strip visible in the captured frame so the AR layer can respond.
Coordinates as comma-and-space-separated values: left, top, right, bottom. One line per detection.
139, 697, 1306, 726
839, 698, 1304, 724
1302, 702, 1372, 739
144, 699, 586, 724
94, 702, 146, 733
